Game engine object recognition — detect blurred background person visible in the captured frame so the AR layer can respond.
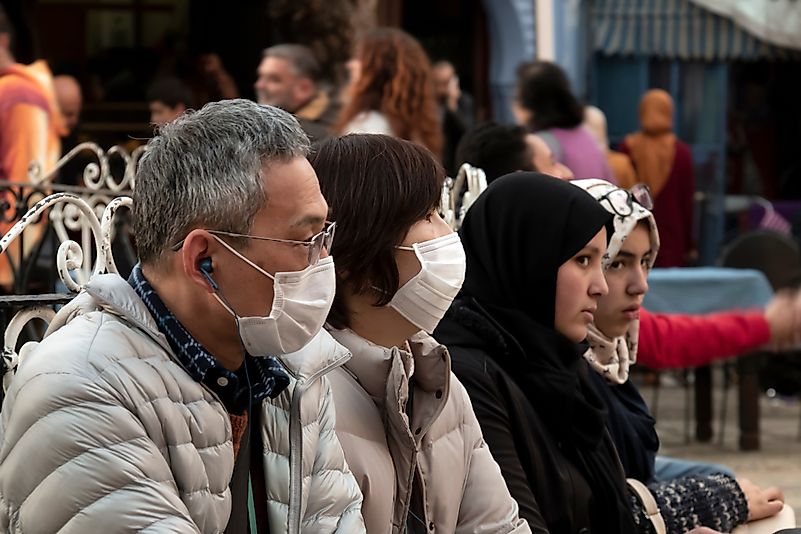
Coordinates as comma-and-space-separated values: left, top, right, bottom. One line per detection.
0, 5, 64, 290
433, 59, 475, 174
255, 44, 339, 143
53, 74, 82, 138
338, 28, 443, 158
514, 61, 613, 181
620, 89, 696, 267
146, 76, 192, 126
52, 74, 87, 186
584, 105, 637, 188
455, 121, 573, 182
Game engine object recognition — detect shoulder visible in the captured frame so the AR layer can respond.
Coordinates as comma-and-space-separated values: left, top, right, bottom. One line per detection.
344, 111, 394, 135
11, 308, 171, 394
0, 73, 48, 112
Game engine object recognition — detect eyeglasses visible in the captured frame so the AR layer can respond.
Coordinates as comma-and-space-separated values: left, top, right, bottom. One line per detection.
171, 221, 336, 266
597, 184, 654, 217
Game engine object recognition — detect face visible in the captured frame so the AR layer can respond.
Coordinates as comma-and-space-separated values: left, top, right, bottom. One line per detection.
346, 57, 362, 89
433, 64, 455, 101
594, 223, 652, 338
395, 211, 453, 288
512, 101, 531, 127
150, 101, 186, 126
526, 134, 574, 180
554, 227, 609, 343
255, 57, 311, 112
56, 91, 82, 134
202, 157, 329, 319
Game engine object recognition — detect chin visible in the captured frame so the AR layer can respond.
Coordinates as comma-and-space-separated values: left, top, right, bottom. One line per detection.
567, 327, 588, 343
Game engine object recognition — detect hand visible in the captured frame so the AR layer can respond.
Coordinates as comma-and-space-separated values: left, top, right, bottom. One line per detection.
764, 289, 801, 350
737, 477, 784, 521
200, 53, 224, 76
446, 75, 461, 112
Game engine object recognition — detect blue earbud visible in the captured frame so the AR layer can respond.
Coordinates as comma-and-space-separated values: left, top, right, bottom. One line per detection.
199, 258, 218, 290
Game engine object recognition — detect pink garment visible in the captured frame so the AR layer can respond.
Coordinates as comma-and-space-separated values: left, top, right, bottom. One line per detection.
543, 126, 615, 182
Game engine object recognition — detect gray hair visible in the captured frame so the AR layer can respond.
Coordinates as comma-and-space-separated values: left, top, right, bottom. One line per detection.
263, 44, 321, 82
133, 98, 310, 266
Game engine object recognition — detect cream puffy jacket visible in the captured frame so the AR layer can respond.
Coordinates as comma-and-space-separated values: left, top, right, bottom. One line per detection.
0, 274, 364, 533
326, 328, 530, 534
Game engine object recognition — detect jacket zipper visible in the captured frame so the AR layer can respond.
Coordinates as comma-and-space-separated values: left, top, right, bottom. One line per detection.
287, 351, 352, 533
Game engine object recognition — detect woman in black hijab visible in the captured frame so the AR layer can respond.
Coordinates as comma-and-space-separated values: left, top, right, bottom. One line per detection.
435, 172, 639, 534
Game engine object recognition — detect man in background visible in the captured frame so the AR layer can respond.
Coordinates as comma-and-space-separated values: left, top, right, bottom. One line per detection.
255, 44, 338, 142
53, 74, 82, 137
147, 76, 192, 126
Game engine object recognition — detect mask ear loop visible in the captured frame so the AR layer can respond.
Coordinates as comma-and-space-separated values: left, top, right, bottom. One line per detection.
201, 264, 254, 458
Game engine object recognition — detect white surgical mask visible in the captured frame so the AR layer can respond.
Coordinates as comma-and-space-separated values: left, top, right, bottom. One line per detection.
390, 232, 466, 334
211, 235, 336, 356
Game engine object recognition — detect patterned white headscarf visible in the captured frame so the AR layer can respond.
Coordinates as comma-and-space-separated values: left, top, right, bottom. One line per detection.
571, 179, 660, 384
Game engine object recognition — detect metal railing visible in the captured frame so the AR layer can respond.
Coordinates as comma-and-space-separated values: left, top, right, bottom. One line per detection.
0, 144, 140, 404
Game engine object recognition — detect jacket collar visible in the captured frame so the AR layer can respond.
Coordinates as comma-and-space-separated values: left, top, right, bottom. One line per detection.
47, 273, 173, 353
326, 327, 450, 404
279, 328, 351, 383
295, 91, 329, 122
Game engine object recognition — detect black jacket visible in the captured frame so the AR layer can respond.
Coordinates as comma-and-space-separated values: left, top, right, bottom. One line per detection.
436, 298, 750, 534
435, 299, 614, 534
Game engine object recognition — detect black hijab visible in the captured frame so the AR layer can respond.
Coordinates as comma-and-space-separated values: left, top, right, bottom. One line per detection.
458, 172, 637, 534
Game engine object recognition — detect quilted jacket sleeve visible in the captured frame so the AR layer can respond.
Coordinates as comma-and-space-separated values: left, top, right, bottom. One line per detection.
453, 379, 532, 534
0, 364, 200, 533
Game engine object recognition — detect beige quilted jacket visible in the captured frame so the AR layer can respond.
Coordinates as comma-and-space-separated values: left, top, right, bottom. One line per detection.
326, 328, 530, 534
0, 274, 364, 533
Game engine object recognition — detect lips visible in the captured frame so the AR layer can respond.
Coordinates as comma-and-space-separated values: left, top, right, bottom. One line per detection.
623, 304, 640, 320
581, 307, 596, 322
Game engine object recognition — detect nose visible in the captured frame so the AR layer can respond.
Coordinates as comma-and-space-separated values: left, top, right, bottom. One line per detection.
589, 266, 609, 297
628, 265, 649, 296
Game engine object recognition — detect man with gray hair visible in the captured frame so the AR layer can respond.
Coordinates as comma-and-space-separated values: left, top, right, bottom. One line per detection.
0, 99, 365, 533
255, 44, 339, 142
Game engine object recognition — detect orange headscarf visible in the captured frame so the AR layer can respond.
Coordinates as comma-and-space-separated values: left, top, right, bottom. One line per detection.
624, 89, 676, 197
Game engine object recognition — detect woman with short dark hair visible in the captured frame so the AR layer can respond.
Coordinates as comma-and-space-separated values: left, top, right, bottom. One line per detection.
311, 134, 529, 534
514, 61, 613, 181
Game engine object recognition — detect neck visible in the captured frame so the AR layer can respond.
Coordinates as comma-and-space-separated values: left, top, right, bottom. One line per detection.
346, 291, 420, 349
143, 264, 245, 371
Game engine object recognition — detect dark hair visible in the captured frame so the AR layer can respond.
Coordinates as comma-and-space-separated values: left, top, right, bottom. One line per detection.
516, 61, 584, 131
263, 44, 321, 83
0, 5, 13, 43
455, 122, 534, 183
310, 134, 444, 329
146, 77, 193, 109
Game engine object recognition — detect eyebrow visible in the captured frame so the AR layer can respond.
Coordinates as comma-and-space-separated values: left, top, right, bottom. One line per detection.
617, 250, 653, 259
582, 245, 602, 255
291, 214, 326, 229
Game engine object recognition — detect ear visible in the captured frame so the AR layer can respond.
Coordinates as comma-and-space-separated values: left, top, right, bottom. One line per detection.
181, 229, 217, 293
295, 78, 315, 103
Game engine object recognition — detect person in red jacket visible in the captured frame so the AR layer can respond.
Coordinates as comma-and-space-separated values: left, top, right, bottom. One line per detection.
638, 294, 800, 370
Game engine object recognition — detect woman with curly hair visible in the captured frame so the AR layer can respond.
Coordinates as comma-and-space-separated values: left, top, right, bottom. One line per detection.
338, 28, 443, 157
